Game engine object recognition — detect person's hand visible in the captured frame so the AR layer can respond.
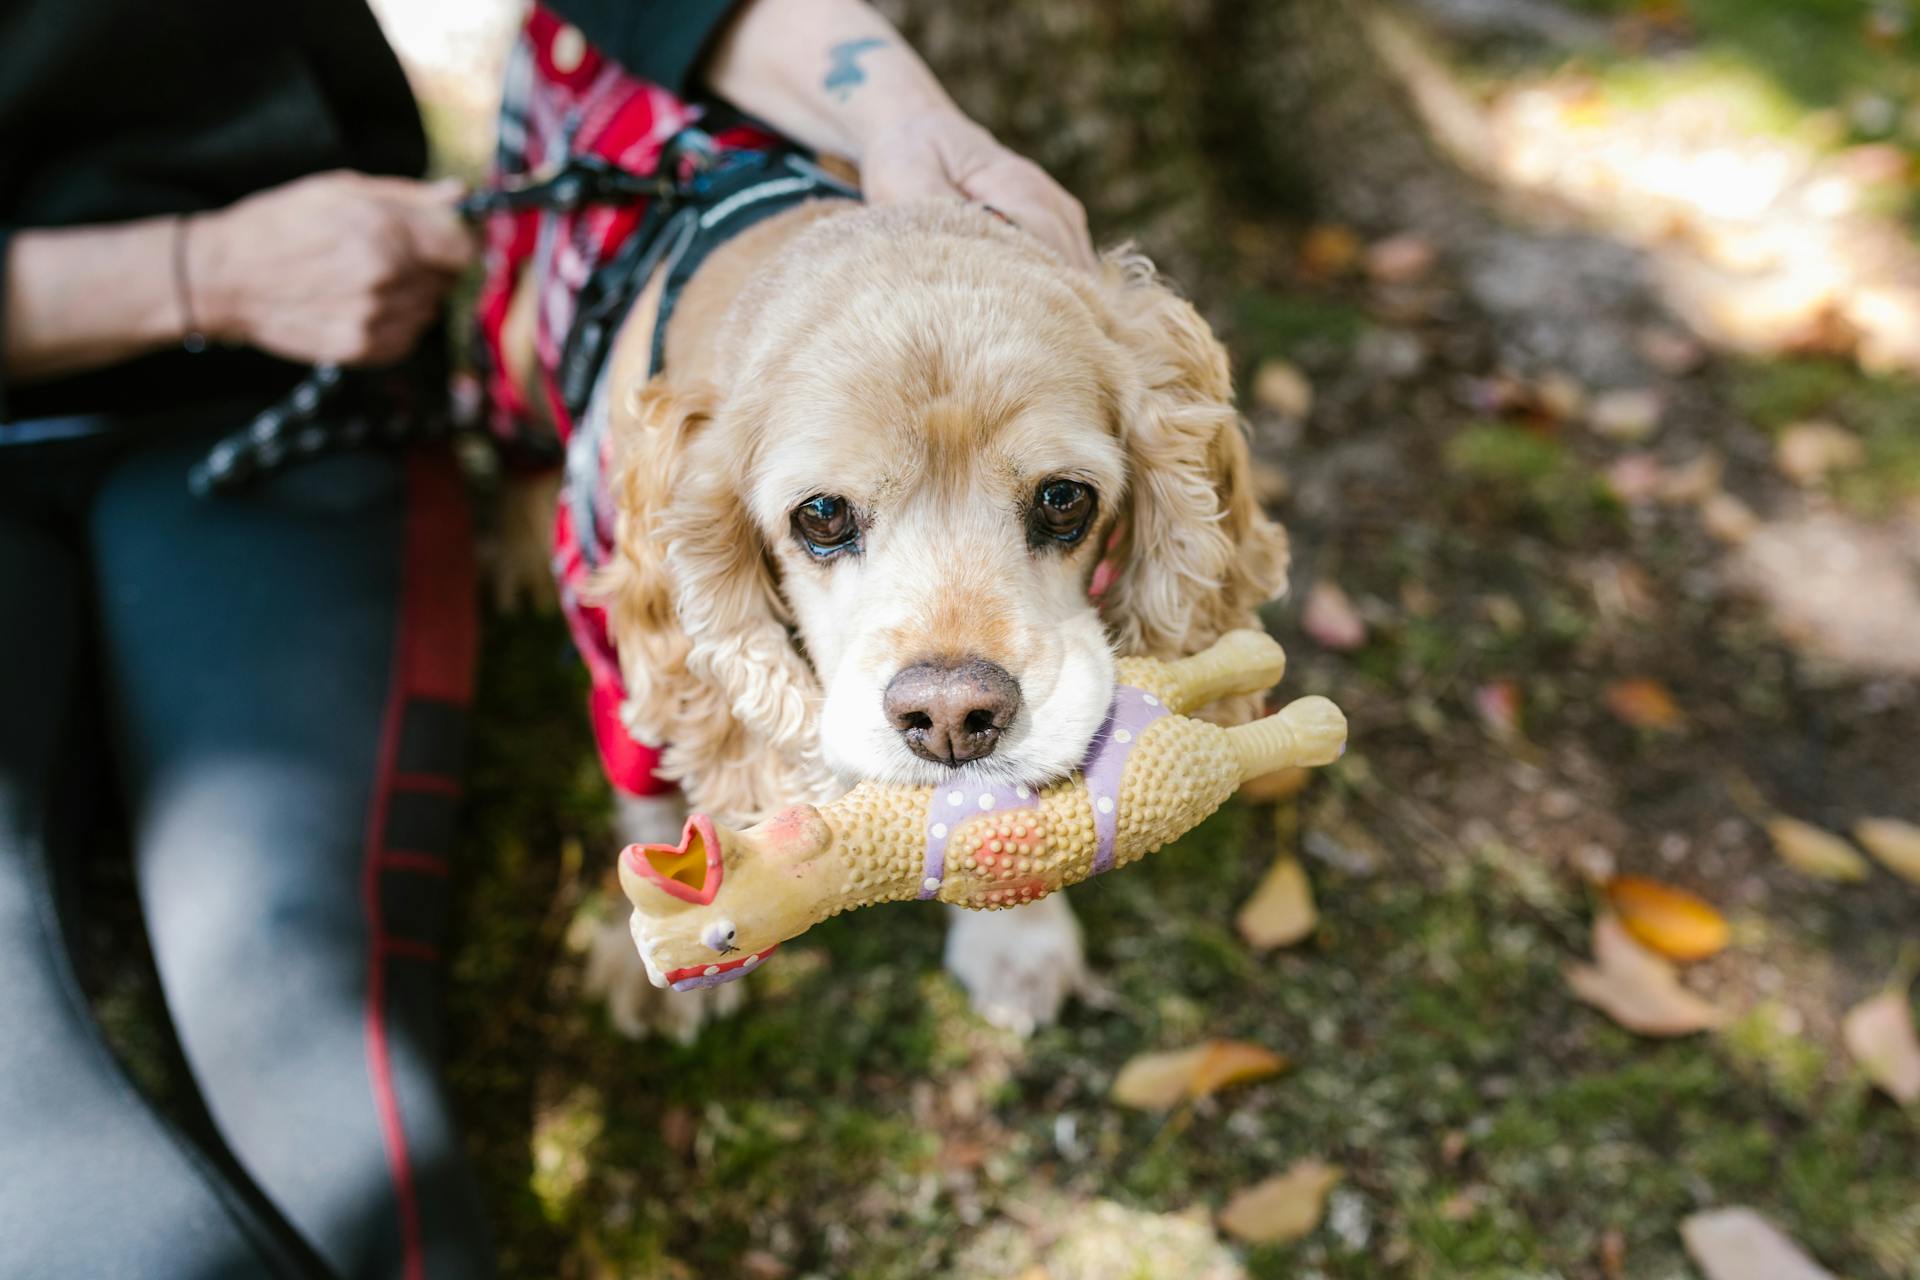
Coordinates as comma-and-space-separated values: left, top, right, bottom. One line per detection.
859, 110, 1096, 271
190, 170, 474, 366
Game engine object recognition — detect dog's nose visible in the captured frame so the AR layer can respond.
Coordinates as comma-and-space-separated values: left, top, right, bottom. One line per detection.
883, 658, 1021, 765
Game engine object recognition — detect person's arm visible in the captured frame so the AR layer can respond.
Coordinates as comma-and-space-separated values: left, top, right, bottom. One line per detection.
701, 0, 1095, 269
2, 171, 473, 390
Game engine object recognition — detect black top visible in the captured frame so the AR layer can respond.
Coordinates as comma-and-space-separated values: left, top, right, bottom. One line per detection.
0, 0, 741, 425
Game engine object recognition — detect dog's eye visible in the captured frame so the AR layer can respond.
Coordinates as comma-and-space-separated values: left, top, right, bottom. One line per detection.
1030, 479, 1096, 547
792, 495, 859, 558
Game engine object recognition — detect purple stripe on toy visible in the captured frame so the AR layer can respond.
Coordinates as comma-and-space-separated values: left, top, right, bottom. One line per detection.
1082, 685, 1170, 875
920, 778, 1039, 899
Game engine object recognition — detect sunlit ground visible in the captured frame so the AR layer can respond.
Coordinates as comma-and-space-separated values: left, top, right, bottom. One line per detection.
309, 2, 1920, 1276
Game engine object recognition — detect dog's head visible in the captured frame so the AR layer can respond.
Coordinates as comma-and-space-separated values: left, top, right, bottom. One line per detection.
604, 202, 1287, 812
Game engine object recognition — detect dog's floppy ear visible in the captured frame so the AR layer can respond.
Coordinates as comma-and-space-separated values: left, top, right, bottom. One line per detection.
1095, 250, 1290, 659
598, 377, 832, 806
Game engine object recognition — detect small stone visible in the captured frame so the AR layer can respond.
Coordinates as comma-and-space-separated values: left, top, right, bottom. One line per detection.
1588, 388, 1664, 443
1775, 420, 1865, 485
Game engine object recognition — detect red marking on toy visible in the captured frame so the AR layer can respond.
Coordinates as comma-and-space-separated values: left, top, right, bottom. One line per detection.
665, 945, 778, 984
622, 813, 723, 905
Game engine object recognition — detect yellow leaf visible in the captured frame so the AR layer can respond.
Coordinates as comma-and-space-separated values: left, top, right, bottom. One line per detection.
1842, 986, 1920, 1105
1110, 1040, 1288, 1110
1299, 224, 1362, 277
1566, 915, 1726, 1037
1236, 855, 1318, 949
1775, 420, 1865, 486
1604, 875, 1729, 962
1218, 1159, 1344, 1245
1853, 817, 1920, 885
1682, 1208, 1837, 1280
1767, 817, 1870, 882
1240, 766, 1311, 804
1604, 678, 1684, 731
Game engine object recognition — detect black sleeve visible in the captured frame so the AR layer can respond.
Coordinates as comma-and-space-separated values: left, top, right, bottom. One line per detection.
543, 0, 748, 96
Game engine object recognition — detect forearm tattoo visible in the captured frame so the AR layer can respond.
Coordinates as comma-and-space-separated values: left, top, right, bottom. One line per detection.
823, 37, 888, 102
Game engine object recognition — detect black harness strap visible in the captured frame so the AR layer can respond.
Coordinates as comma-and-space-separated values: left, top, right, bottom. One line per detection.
187, 129, 857, 498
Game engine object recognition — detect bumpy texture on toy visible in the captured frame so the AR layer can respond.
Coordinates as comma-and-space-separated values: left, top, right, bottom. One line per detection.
619, 630, 1346, 991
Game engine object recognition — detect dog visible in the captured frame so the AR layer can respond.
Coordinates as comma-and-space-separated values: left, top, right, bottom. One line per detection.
479, 29, 1287, 1042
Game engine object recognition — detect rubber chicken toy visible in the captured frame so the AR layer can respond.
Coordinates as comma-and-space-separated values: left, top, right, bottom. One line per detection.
619, 630, 1346, 991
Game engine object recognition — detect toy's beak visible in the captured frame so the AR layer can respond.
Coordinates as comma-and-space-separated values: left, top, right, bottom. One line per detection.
622, 813, 725, 905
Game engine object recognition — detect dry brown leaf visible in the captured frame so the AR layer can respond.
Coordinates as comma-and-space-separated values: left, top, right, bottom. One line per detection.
1110, 1040, 1288, 1110
1681, 1207, 1837, 1280
1842, 986, 1920, 1104
1605, 875, 1730, 962
1604, 678, 1685, 731
1299, 223, 1363, 277
1699, 491, 1760, 545
1566, 915, 1726, 1036
1236, 855, 1318, 949
1605, 453, 1667, 504
1217, 1160, 1344, 1245
1303, 581, 1367, 651
1767, 817, 1871, 882
1251, 359, 1314, 420
1853, 817, 1920, 885
1240, 766, 1311, 803
1775, 420, 1865, 485
1658, 451, 1725, 503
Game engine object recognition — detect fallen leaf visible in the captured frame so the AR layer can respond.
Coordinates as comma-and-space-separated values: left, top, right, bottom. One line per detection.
1767, 817, 1871, 882
1236, 855, 1318, 949
1853, 817, 1920, 885
1240, 766, 1310, 803
1605, 876, 1730, 962
1303, 581, 1367, 651
1566, 915, 1726, 1036
1536, 372, 1587, 422
1299, 223, 1362, 277
1599, 1226, 1627, 1279
1659, 451, 1724, 503
1681, 1207, 1837, 1280
1473, 680, 1523, 742
739, 1250, 793, 1280
1588, 388, 1664, 442
1842, 986, 1920, 1104
1775, 420, 1865, 485
1699, 491, 1760, 545
1605, 452, 1667, 504
1111, 1040, 1288, 1110
1605, 678, 1684, 731
1365, 232, 1437, 284
1638, 325, 1706, 374
1218, 1160, 1344, 1245
1251, 359, 1314, 420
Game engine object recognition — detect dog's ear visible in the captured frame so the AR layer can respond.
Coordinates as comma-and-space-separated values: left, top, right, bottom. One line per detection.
598, 376, 830, 802
1095, 250, 1290, 659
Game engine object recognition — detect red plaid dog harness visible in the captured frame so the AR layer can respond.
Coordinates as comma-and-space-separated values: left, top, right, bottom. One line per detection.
474, 5, 855, 797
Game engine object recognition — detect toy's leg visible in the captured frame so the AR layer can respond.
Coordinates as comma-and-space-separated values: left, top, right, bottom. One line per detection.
1225, 696, 1348, 778
1140, 629, 1289, 714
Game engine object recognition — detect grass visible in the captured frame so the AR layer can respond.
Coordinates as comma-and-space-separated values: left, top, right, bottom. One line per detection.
1728, 356, 1920, 515
446, 626, 1920, 1277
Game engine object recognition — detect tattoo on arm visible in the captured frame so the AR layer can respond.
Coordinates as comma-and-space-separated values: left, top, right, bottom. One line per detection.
823, 37, 888, 103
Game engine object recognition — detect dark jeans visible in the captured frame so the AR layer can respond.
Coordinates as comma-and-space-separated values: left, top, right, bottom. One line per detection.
0, 412, 492, 1279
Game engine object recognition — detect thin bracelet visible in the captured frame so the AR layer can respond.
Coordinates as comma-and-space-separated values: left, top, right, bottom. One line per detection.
172, 215, 208, 354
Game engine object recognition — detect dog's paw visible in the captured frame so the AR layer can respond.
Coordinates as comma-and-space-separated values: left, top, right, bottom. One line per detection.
580, 910, 745, 1043
943, 893, 1088, 1036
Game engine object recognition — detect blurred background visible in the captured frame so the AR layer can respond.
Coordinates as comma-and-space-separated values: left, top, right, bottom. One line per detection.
98, 1, 1920, 1276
